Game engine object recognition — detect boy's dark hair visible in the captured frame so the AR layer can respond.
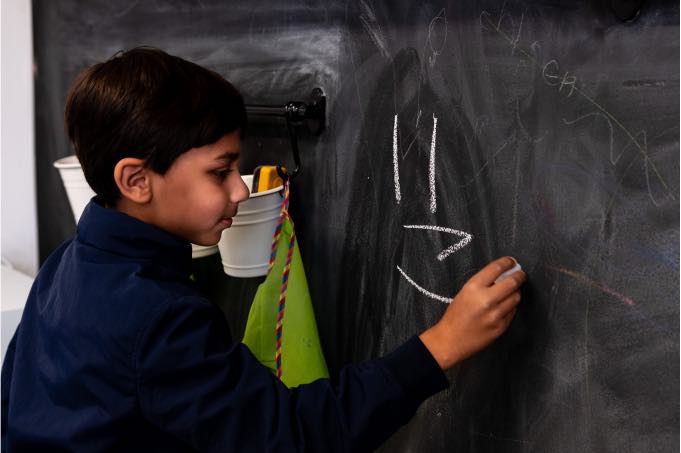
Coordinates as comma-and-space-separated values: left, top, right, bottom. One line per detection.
64, 46, 247, 205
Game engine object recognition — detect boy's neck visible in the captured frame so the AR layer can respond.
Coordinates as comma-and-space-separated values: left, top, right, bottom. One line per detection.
113, 198, 154, 226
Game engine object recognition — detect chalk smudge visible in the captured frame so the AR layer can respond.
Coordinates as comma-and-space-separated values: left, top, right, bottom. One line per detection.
427, 8, 448, 67
548, 266, 635, 306
359, 0, 390, 59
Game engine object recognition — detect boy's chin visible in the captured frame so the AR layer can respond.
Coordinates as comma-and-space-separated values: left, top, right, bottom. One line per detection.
190, 234, 222, 247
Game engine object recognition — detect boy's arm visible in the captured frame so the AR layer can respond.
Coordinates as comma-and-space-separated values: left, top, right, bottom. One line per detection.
135, 257, 524, 452
135, 297, 445, 453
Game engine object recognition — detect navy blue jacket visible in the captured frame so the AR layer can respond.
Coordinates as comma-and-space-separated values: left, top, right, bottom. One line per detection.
2, 199, 448, 452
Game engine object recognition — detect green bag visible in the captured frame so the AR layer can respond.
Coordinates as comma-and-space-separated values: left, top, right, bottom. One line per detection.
242, 208, 329, 388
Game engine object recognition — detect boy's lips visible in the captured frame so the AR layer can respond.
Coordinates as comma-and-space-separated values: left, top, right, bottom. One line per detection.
219, 208, 238, 228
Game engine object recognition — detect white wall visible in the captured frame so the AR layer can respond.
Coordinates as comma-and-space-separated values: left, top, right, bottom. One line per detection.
1, 0, 38, 277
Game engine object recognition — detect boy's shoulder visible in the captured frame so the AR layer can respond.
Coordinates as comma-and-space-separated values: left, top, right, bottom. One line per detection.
69, 235, 204, 315
23, 199, 221, 356
30, 233, 210, 348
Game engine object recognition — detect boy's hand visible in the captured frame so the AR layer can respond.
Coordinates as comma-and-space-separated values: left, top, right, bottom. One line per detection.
419, 257, 526, 371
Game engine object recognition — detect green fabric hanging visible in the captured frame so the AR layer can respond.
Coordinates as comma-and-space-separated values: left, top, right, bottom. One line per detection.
242, 215, 329, 388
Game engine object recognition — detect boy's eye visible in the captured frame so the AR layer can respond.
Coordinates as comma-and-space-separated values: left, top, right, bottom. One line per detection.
213, 168, 232, 180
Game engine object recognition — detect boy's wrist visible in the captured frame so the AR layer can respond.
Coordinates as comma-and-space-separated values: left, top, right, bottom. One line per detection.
380, 335, 450, 405
418, 324, 461, 371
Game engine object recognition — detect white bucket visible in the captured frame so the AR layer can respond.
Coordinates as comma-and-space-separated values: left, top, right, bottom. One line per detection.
53, 155, 219, 260
218, 174, 283, 278
53, 155, 96, 223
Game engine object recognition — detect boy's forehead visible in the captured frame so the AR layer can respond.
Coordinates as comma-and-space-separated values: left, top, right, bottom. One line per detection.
183, 131, 241, 163
213, 150, 240, 162
211, 131, 241, 159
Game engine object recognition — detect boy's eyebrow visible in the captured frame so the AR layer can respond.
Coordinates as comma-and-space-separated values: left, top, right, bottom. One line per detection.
214, 151, 240, 162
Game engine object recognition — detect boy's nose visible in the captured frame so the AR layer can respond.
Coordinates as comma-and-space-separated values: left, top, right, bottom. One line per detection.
231, 174, 250, 204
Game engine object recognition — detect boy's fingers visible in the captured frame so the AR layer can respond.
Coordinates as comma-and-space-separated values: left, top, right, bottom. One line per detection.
468, 257, 517, 287
496, 291, 521, 319
501, 307, 518, 329
488, 271, 526, 302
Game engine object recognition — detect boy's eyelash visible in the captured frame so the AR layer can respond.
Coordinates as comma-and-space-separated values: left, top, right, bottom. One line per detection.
214, 168, 232, 178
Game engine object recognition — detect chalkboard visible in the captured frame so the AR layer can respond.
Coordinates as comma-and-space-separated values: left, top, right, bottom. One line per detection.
33, 1, 679, 451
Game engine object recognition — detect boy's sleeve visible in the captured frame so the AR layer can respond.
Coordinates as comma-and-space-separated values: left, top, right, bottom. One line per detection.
1, 328, 19, 452
135, 296, 448, 453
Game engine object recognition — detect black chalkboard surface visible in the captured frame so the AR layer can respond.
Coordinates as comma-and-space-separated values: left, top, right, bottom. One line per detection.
33, 1, 679, 451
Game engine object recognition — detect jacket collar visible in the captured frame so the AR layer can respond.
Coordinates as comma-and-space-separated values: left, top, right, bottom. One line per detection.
76, 197, 192, 277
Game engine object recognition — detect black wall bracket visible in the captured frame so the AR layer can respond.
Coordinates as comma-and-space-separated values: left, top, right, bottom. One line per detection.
244, 87, 326, 180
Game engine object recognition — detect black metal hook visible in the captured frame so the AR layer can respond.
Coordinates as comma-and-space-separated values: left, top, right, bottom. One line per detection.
245, 88, 326, 181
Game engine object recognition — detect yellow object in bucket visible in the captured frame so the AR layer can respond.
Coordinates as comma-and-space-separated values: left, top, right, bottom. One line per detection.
251, 165, 285, 193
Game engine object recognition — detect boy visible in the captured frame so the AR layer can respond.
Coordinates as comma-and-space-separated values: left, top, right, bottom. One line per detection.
1, 47, 525, 452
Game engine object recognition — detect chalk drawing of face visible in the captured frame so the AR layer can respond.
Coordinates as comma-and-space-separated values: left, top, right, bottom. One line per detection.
336, 47, 489, 359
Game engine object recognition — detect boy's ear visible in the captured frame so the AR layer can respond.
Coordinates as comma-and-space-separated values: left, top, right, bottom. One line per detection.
113, 158, 152, 204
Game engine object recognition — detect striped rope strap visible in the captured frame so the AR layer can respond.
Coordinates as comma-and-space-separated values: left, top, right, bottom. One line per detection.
267, 184, 288, 272
269, 181, 296, 380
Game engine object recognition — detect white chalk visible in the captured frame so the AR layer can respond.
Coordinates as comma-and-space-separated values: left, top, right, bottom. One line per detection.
429, 114, 438, 213
495, 259, 523, 283
393, 114, 401, 204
